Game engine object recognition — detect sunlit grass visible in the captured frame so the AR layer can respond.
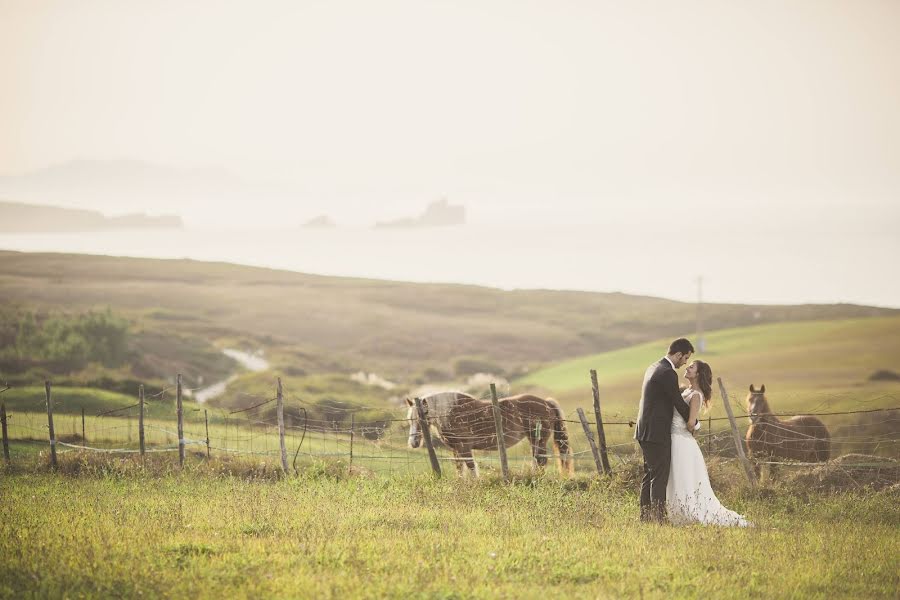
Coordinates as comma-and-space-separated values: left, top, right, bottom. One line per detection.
0, 469, 897, 599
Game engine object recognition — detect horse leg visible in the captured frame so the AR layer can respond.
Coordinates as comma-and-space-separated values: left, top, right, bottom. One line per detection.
527, 421, 548, 470
452, 450, 465, 477
536, 424, 552, 469
550, 408, 574, 476
748, 449, 762, 480
459, 448, 478, 478
529, 439, 548, 472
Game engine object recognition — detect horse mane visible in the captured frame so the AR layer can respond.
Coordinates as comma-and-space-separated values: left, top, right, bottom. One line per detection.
422, 391, 475, 428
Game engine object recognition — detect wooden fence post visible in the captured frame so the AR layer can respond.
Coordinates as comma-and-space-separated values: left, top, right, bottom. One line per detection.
590, 369, 612, 475
277, 377, 289, 473
717, 377, 757, 488
81, 406, 86, 443
1, 402, 9, 464
176, 374, 184, 468
204, 409, 211, 459
45, 380, 57, 469
707, 413, 711, 455
139, 385, 146, 460
489, 383, 510, 481
415, 397, 441, 478
576, 407, 604, 476
349, 413, 354, 472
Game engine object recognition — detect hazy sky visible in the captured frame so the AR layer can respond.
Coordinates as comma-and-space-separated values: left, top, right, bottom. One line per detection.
1, 0, 899, 226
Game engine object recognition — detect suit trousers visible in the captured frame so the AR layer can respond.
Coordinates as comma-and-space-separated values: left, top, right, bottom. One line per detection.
638, 440, 671, 521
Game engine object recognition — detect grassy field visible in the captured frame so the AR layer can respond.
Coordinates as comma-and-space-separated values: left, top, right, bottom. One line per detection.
516, 316, 900, 447
0, 466, 897, 599
1, 250, 894, 379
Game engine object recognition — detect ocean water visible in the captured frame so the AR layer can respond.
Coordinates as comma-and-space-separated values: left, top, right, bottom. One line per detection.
0, 225, 897, 307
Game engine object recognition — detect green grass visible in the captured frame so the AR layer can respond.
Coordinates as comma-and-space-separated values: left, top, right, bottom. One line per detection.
0, 385, 139, 415
0, 469, 897, 599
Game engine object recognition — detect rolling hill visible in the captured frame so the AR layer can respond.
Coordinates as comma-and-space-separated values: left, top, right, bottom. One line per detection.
0, 251, 895, 383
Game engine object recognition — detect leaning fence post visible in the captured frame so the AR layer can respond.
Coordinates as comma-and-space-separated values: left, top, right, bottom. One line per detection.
576, 407, 604, 476
176, 374, 185, 468
276, 377, 289, 473
139, 384, 146, 460
717, 377, 757, 488
590, 370, 612, 475
489, 383, 510, 481
45, 380, 57, 469
415, 397, 442, 478
1, 402, 9, 464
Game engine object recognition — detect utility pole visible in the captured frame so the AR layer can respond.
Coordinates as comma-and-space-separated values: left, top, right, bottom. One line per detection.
696, 276, 706, 353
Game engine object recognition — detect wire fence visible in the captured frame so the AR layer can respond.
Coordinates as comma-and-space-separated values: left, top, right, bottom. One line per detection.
1, 377, 899, 481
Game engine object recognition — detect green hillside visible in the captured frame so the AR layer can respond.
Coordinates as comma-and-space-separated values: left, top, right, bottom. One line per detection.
0, 251, 895, 382
516, 316, 900, 435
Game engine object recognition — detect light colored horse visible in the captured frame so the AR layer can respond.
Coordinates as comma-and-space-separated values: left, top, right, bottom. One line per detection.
406, 391, 573, 477
746, 384, 831, 478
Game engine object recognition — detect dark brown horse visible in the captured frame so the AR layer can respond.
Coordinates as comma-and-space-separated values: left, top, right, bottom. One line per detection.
406, 391, 573, 477
745, 384, 830, 478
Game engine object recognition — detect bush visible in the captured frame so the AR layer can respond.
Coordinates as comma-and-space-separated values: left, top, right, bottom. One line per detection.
453, 357, 505, 377
0, 307, 130, 371
868, 369, 900, 382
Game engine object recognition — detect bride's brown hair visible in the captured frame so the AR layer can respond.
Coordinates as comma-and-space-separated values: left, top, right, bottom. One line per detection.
694, 360, 713, 410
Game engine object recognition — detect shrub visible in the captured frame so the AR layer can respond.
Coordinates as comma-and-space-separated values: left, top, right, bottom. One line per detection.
453, 357, 505, 377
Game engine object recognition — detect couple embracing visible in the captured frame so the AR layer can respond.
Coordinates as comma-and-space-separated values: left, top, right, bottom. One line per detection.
635, 338, 750, 527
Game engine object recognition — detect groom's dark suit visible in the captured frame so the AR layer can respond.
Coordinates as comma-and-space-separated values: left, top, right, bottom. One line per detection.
634, 357, 693, 522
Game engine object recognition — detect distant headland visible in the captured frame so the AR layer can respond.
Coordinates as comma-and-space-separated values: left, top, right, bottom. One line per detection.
0, 200, 183, 233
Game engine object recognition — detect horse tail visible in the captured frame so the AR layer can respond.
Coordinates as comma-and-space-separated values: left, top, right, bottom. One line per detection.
547, 398, 574, 476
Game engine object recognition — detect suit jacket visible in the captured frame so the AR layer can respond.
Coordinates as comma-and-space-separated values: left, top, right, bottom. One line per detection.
634, 358, 692, 443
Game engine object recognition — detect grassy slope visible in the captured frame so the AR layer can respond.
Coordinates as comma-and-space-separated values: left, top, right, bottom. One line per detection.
515, 317, 900, 451
518, 316, 900, 408
0, 386, 213, 418
1, 250, 895, 379
0, 472, 897, 599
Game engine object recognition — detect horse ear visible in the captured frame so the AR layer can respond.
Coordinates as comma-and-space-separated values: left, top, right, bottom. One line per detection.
405, 397, 414, 406
749, 384, 756, 392
760, 384, 766, 393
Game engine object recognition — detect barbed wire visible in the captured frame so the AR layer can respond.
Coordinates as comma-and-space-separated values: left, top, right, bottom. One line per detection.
3, 382, 897, 476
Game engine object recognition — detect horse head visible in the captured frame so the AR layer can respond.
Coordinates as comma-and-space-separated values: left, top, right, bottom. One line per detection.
747, 384, 768, 423
405, 397, 428, 448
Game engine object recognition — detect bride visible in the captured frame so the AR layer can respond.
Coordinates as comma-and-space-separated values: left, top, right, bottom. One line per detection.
667, 360, 751, 527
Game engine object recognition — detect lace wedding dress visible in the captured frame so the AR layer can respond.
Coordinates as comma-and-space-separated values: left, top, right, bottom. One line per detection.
666, 388, 751, 527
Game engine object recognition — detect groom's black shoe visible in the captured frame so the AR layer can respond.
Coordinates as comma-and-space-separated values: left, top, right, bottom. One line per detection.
640, 505, 653, 523
652, 500, 668, 525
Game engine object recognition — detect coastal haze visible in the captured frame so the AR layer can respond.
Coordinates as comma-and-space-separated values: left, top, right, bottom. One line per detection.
3, 5, 900, 598
1, 0, 898, 307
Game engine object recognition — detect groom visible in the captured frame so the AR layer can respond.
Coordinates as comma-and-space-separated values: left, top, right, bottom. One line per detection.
634, 338, 695, 523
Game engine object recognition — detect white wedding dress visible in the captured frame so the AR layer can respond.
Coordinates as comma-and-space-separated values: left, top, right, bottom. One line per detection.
666, 389, 751, 527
